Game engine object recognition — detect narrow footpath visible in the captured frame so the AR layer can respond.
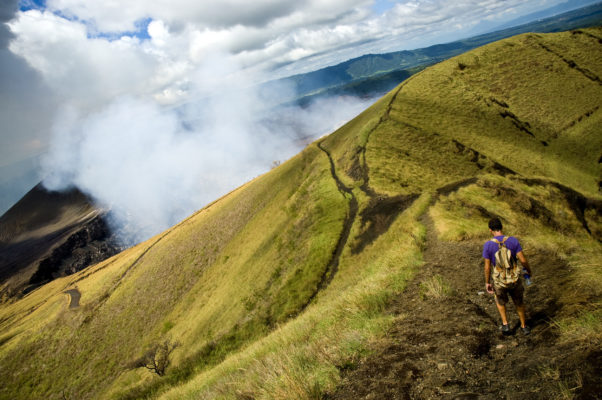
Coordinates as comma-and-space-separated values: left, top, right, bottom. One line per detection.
329, 215, 600, 399
64, 288, 81, 309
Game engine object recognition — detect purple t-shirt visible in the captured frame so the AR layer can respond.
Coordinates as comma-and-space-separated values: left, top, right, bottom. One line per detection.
482, 235, 522, 266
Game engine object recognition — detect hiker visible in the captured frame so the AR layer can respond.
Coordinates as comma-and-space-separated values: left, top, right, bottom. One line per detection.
482, 217, 532, 335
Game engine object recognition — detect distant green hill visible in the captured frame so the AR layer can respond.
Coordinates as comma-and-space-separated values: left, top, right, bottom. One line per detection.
0, 28, 600, 400
273, 2, 602, 103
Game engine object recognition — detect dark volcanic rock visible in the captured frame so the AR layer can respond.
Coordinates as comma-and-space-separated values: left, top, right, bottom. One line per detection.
28, 215, 119, 285
0, 183, 121, 298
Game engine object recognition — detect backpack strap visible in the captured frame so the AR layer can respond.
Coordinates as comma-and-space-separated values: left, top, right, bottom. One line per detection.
491, 237, 508, 247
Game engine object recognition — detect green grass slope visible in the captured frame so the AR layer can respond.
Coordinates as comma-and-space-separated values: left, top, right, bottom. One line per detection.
0, 28, 601, 400
368, 29, 602, 198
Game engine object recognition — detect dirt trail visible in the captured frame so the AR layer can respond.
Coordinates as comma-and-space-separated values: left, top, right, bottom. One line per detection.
307, 141, 359, 304
329, 215, 601, 399
64, 288, 81, 309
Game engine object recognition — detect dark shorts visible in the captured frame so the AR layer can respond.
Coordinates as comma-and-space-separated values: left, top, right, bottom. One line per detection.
494, 280, 524, 306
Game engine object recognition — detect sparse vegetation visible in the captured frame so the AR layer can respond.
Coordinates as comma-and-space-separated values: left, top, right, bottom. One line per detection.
552, 310, 602, 347
419, 275, 454, 299
539, 363, 561, 381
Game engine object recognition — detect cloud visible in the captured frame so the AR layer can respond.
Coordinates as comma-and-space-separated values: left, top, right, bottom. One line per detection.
0, 0, 55, 165
8, 10, 163, 111
0, 0, 18, 48
9, 1, 567, 104
45, 0, 370, 33
0, 0, 59, 215
17, 1, 562, 76
40, 52, 375, 244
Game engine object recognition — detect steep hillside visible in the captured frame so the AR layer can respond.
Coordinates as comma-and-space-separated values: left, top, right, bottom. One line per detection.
0, 28, 601, 400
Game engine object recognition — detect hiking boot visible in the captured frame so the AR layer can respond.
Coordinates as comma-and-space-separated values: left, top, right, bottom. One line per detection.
521, 325, 531, 335
500, 324, 510, 335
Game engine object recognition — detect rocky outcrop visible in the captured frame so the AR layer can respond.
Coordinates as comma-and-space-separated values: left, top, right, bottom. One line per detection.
28, 215, 119, 286
0, 183, 121, 298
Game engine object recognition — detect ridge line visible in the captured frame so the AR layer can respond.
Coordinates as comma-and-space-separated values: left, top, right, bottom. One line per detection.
299, 141, 358, 309
359, 79, 409, 196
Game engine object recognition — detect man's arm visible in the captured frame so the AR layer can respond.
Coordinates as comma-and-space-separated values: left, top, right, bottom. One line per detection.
517, 250, 531, 275
484, 258, 494, 294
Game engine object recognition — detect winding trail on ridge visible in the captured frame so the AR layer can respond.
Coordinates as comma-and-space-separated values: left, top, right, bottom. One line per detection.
311, 140, 358, 299
357, 77, 409, 197
328, 213, 600, 399
308, 78, 420, 304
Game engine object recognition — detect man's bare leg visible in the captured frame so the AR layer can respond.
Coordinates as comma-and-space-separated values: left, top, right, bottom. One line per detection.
495, 302, 508, 325
516, 304, 527, 328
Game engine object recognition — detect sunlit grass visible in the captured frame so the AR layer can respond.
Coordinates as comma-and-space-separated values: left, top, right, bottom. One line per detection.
552, 310, 602, 348
157, 193, 430, 400
369, 28, 602, 198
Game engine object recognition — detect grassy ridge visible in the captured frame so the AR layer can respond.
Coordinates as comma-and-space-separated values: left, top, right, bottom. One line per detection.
156, 193, 430, 399
0, 28, 601, 399
367, 28, 602, 197
156, 27, 601, 398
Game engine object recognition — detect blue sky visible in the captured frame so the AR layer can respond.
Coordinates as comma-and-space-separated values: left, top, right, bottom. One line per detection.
19, 0, 45, 11
372, 0, 396, 14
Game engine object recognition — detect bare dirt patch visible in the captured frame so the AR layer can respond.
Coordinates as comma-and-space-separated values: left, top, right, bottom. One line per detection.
328, 215, 601, 399
352, 194, 418, 254
64, 288, 81, 309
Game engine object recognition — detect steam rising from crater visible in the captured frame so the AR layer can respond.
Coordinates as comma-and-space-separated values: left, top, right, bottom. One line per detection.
41, 54, 375, 246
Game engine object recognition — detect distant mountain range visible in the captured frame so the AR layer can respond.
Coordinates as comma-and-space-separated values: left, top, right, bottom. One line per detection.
492, 0, 599, 30
268, 1, 602, 104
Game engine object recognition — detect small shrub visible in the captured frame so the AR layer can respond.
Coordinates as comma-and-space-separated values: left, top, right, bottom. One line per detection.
128, 340, 180, 376
162, 321, 174, 333
419, 275, 453, 299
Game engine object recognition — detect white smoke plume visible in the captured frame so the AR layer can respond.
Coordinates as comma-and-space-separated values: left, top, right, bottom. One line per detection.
41, 54, 375, 246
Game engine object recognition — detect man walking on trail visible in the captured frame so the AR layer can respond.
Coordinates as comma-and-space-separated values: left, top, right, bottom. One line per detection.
483, 218, 532, 335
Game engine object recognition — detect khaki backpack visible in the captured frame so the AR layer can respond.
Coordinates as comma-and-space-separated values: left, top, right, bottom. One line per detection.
491, 236, 520, 288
